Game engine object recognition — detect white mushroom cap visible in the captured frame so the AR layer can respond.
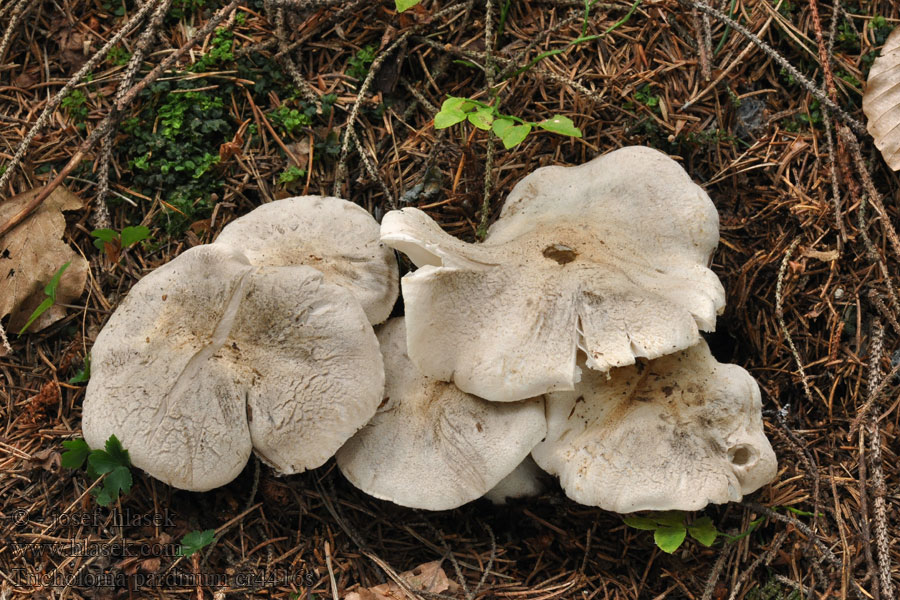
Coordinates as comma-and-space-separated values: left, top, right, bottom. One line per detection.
214, 196, 398, 324
381, 146, 725, 402
530, 340, 777, 513
483, 457, 546, 505
336, 318, 546, 510
83, 244, 383, 491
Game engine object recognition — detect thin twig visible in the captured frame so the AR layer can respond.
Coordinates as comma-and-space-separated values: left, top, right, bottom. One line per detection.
775, 238, 813, 404
472, 523, 496, 597
857, 428, 880, 600
272, 4, 319, 104
727, 530, 790, 600
95, 0, 175, 229
742, 502, 867, 600
842, 129, 900, 267
0, 0, 32, 65
700, 545, 731, 600
692, 8, 712, 80
773, 406, 821, 536
115, 0, 241, 111
332, 32, 412, 196
863, 319, 896, 600
837, 127, 900, 314
478, 0, 498, 239
325, 541, 340, 600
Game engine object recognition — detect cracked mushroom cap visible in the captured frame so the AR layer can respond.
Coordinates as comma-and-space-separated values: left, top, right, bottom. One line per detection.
336, 318, 546, 510
381, 146, 725, 403
530, 340, 777, 512
82, 244, 383, 491
214, 196, 398, 324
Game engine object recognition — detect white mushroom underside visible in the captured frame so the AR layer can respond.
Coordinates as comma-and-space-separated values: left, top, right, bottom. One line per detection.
83, 245, 383, 491
530, 340, 777, 513
382, 146, 725, 403
336, 318, 547, 510
214, 196, 399, 324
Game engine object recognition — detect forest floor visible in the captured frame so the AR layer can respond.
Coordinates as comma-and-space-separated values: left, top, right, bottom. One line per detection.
1, 0, 899, 598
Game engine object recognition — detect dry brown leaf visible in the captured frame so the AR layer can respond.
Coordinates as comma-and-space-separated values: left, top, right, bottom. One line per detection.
863, 26, 900, 170
344, 561, 458, 600
0, 187, 89, 347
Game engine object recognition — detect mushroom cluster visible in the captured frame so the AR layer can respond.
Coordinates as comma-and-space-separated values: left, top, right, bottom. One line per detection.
83, 146, 776, 513
346, 145, 777, 512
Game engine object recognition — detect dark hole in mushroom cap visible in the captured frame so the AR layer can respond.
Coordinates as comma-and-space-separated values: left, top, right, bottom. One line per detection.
729, 444, 755, 466
542, 244, 577, 265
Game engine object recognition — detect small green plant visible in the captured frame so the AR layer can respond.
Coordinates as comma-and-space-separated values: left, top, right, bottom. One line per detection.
782, 99, 823, 132
191, 27, 234, 72
434, 97, 582, 149
91, 225, 151, 252
61, 90, 88, 124
106, 46, 131, 66
169, 0, 206, 20
178, 529, 215, 557
746, 574, 802, 600
124, 82, 234, 233
634, 84, 660, 111
623, 511, 718, 553
395, 0, 421, 12
837, 19, 860, 51
18, 262, 71, 335
69, 354, 91, 384
279, 165, 307, 184
62, 435, 133, 507
268, 105, 312, 138
347, 45, 377, 80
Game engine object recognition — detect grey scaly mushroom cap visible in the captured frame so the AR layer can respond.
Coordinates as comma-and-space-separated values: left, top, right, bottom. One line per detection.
381, 146, 725, 402
530, 340, 777, 512
214, 196, 399, 324
82, 244, 384, 491
336, 318, 546, 510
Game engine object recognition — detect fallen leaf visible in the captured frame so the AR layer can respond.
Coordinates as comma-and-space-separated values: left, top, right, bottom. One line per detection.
29, 447, 60, 471
863, 27, 900, 170
286, 138, 311, 167
0, 187, 89, 345
12, 67, 40, 89
344, 561, 457, 600
57, 25, 89, 71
